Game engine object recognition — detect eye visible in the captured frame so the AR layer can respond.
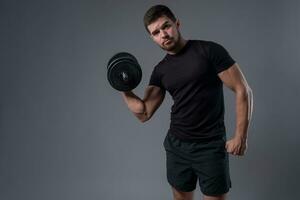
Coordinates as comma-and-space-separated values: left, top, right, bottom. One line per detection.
162, 24, 171, 29
152, 31, 159, 36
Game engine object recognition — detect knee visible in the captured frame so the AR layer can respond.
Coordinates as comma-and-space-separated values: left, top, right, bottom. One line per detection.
203, 193, 227, 200
172, 187, 194, 200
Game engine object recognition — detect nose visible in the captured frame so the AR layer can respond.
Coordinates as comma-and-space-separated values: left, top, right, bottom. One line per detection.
160, 30, 168, 38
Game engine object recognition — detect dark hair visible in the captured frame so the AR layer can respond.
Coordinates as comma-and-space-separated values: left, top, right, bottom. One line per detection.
143, 5, 176, 33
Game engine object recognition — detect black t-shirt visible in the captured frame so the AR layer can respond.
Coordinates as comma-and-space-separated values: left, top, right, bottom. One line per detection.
149, 40, 235, 141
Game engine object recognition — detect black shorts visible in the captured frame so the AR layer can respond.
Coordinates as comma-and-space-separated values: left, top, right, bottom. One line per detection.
163, 133, 231, 196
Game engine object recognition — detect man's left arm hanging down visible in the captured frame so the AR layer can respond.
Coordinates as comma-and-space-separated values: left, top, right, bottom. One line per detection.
218, 63, 253, 156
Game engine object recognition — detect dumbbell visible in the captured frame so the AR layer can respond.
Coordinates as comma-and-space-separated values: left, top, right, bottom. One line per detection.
107, 52, 142, 91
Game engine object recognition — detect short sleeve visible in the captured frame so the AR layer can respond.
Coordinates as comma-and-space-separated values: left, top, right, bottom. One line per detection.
207, 41, 236, 73
148, 66, 165, 90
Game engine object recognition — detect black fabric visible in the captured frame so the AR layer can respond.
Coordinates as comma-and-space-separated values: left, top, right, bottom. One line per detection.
149, 40, 235, 141
163, 132, 231, 194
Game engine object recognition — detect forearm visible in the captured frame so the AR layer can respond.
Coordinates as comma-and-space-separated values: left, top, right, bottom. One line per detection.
234, 87, 253, 140
121, 91, 148, 122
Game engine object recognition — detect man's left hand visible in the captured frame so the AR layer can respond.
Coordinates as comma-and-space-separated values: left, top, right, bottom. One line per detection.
225, 136, 247, 156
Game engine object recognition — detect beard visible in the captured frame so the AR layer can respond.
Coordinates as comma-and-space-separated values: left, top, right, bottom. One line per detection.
159, 32, 181, 52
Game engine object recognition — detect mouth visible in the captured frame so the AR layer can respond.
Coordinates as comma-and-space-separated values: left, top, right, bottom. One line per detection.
163, 39, 172, 45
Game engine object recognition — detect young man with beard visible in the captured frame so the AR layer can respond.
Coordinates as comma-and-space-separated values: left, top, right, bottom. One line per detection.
121, 5, 253, 200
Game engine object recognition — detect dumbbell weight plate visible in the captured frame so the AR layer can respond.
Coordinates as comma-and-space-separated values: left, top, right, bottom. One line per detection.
107, 52, 142, 91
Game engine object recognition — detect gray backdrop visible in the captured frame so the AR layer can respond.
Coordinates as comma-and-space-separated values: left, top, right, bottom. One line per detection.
1, 0, 299, 199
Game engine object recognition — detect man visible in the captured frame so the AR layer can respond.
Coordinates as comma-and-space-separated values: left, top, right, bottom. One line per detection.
121, 5, 253, 200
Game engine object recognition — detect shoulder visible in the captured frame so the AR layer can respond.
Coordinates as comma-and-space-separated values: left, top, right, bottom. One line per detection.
191, 40, 223, 49
195, 40, 231, 58
187, 39, 215, 57
153, 54, 169, 70
189, 39, 212, 45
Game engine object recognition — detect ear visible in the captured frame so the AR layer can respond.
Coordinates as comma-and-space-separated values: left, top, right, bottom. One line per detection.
175, 19, 180, 29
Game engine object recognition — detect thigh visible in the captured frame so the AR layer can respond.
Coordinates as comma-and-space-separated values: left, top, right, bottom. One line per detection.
192, 137, 231, 196
165, 149, 198, 192
164, 134, 198, 192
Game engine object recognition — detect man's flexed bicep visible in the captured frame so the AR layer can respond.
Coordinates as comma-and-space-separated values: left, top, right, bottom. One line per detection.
121, 85, 165, 123
142, 85, 166, 121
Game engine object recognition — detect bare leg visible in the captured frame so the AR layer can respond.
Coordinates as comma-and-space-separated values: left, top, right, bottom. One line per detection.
203, 192, 227, 200
171, 186, 194, 200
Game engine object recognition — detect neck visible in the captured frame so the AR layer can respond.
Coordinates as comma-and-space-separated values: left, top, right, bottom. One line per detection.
167, 37, 187, 55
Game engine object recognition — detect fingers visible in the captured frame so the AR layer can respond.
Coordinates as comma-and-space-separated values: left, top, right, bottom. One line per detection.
226, 141, 247, 156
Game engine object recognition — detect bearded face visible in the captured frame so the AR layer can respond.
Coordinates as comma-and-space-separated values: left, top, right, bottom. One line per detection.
147, 15, 182, 53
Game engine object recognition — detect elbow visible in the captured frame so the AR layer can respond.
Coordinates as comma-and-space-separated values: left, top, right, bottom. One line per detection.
134, 101, 154, 123
245, 84, 252, 94
139, 117, 148, 123
135, 101, 146, 114
233, 85, 252, 96
138, 114, 150, 123
236, 85, 252, 98
135, 103, 150, 123
245, 86, 253, 100
248, 86, 253, 97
